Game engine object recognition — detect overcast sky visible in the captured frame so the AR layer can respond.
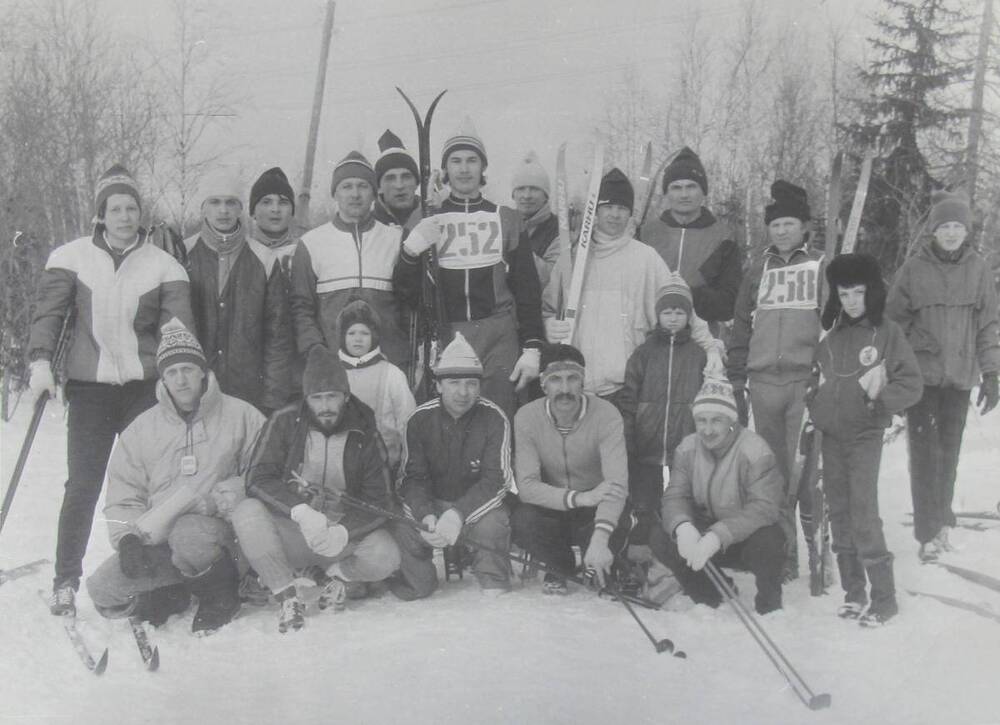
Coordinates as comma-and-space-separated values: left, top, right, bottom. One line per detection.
106, 0, 879, 205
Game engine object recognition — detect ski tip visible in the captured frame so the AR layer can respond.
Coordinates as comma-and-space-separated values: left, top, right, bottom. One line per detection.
808, 693, 832, 710
147, 647, 160, 672
94, 649, 109, 676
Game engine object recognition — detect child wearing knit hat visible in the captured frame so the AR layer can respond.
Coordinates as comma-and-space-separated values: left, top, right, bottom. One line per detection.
620, 278, 707, 547
336, 300, 416, 471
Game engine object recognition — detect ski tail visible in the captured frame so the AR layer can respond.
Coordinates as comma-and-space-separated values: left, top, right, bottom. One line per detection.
840, 149, 874, 256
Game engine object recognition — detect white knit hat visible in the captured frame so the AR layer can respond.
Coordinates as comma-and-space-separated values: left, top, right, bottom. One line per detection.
434, 332, 483, 379
511, 150, 550, 197
199, 168, 243, 204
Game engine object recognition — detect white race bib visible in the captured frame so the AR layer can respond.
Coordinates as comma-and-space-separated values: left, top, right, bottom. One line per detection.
756, 260, 821, 311
436, 210, 504, 270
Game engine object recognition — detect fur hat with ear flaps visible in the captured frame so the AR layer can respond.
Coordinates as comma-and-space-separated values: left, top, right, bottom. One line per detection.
821, 253, 886, 330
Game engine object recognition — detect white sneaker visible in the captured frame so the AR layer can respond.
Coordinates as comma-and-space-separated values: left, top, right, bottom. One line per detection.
317, 578, 346, 612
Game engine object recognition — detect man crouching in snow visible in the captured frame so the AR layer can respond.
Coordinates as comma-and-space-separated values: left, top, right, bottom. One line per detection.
511, 344, 630, 594
648, 379, 785, 614
231, 345, 403, 634
86, 320, 266, 635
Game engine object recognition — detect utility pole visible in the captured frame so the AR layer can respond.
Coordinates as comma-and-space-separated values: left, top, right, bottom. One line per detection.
298, 0, 336, 229
966, 0, 993, 205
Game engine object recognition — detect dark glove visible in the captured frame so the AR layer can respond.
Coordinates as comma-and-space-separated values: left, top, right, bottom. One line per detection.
733, 385, 750, 427
118, 534, 155, 579
977, 372, 998, 415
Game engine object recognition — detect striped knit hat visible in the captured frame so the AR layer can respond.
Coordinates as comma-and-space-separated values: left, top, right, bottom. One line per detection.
692, 379, 738, 422
157, 318, 206, 374
331, 151, 376, 194
441, 116, 488, 170
375, 130, 419, 186
95, 164, 141, 214
434, 332, 483, 379
655, 277, 693, 316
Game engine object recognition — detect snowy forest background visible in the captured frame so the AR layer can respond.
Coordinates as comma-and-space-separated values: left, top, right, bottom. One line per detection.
0, 0, 998, 413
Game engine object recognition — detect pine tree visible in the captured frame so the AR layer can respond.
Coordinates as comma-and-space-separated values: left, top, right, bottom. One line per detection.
845, 0, 972, 274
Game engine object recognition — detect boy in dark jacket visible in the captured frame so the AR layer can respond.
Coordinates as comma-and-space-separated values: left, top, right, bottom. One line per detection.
620, 279, 706, 545
808, 254, 923, 627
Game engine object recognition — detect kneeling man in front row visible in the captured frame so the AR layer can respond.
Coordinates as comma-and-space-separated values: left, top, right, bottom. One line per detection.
649, 379, 785, 614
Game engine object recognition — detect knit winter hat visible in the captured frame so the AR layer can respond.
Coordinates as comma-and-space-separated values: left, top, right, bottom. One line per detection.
691, 379, 738, 422
928, 189, 972, 231
765, 180, 810, 224
337, 299, 381, 353
303, 345, 351, 396
655, 278, 693, 317
662, 147, 708, 195
156, 318, 207, 374
250, 167, 295, 216
375, 130, 419, 186
331, 151, 376, 194
511, 150, 550, 197
441, 116, 488, 170
95, 164, 141, 214
598, 168, 634, 212
821, 253, 887, 329
434, 332, 483, 379
199, 168, 244, 204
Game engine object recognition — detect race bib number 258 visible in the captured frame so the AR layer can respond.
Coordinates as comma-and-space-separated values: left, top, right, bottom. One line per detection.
436, 211, 503, 270
756, 260, 821, 310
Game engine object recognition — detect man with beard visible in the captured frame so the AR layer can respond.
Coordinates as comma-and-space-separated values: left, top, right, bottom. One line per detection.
231, 345, 403, 633
511, 344, 630, 593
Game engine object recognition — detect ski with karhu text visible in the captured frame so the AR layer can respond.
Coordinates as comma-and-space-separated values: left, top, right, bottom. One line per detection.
38, 591, 109, 675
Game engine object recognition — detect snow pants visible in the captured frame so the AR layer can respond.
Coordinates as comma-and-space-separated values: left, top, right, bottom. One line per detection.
452, 311, 520, 420
230, 498, 401, 593
906, 385, 970, 543
425, 499, 511, 590
627, 463, 664, 545
510, 502, 632, 578
749, 378, 811, 569
57, 378, 158, 589
648, 521, 785, 614
86, 514, 232, 609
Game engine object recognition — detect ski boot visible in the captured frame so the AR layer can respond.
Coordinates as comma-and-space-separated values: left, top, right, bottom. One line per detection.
837, 602, 865, 620
49, 582, 77, 617
541, 573, 568, 596
189, 554, 241, 636
276, 587, 305, 633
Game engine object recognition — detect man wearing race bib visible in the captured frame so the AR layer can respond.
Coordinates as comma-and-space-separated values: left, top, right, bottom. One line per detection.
728, 180, 825, 581
393, 116, 544, 417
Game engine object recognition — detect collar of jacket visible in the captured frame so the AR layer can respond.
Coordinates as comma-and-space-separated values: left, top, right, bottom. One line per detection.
199, 219, 246, 256
375, 196, 418, 227
444, 192, 487, 211
155, 370, 223, 424
91, 224, 146, 258
650, 326, 692, 344
592, 229, 633, 258
250, 223, 295, 249
834, 312, 874, 330
338, 347, 384, 369
764, 243, 812, 264
543, 392, 590, 430
916, 237, 974, 266
522, 203, 553, 236
661, 207, 716, 229
332, 213, 375, 234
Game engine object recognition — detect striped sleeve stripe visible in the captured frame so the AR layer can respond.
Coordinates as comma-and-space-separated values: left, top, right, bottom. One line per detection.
593, 519, 615, 535
464, 397, 514, 524
563, 490, 579, 509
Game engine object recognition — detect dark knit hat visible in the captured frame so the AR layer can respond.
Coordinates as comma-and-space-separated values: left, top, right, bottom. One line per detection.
331, 151, 376, 195
156, 318, 206, 374
337, 299, 381, 353
303, 345, 351, 396
598, 168, 634, 212
662, 147, 708, 195
96, 164, 141, 215
928, 189, 972, 231
250, 167, 295, 216
692, 379, 738, 422
765, 180, 811, 224
540, 343, 586, 373
441, 116, 488, 170
821, 253, 886, 329
375, 130, 419, 186
655, 279, 693, 317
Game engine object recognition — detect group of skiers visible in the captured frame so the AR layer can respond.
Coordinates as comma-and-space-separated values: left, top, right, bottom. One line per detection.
24, 114, 999, 637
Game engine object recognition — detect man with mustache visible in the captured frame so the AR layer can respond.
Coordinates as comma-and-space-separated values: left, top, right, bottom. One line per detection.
511, 344, 630, 594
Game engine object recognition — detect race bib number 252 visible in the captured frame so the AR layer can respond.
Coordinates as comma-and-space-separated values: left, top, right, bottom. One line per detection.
436, 211, 503, 270
756, 260, 821, 310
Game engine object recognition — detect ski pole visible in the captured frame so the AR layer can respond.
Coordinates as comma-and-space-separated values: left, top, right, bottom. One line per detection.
1, 310, 74, 538
704, 561, 830, 711
604, 578, 684, 657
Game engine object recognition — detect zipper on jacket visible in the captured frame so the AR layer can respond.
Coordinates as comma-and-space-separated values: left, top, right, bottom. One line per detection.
464, 270, 471, 320
677, 228, 686, 272
660, 335, 675, 466
354, 222, 363, 288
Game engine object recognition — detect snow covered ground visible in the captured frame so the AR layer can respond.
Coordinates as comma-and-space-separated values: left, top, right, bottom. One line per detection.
1, 399, 998, 725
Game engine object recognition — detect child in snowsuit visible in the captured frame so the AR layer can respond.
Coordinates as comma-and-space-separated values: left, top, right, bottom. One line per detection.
886, 191, 1000, 560
807, 254, 923, 627
337, 299, 416, 473
619, 278, 706, 545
